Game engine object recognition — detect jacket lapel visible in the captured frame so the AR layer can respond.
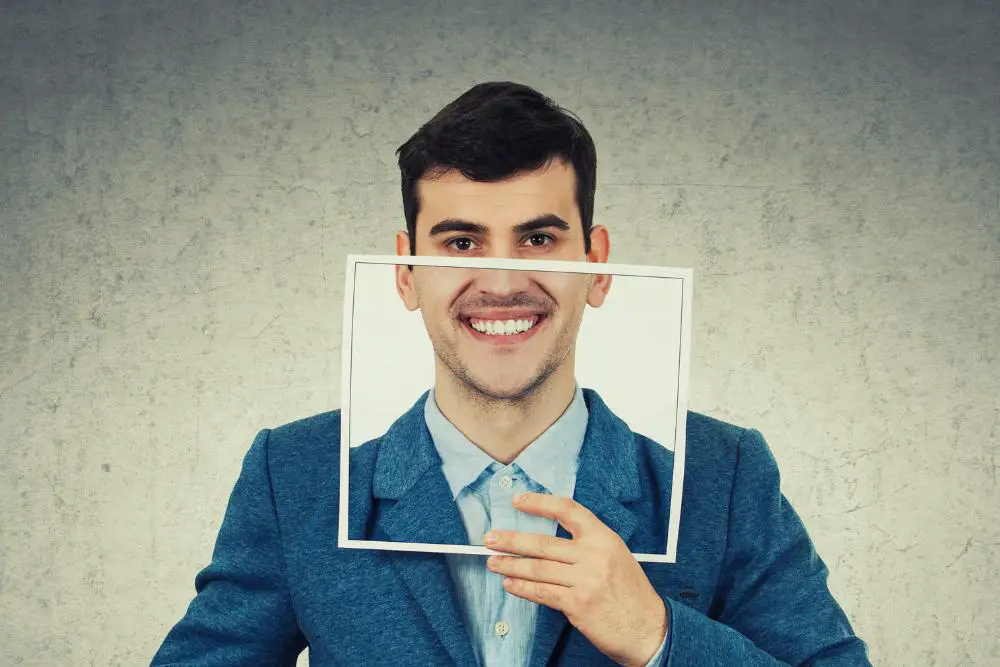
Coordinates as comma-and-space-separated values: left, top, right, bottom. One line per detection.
368, 393, 478, 667
529, 389, 644, 667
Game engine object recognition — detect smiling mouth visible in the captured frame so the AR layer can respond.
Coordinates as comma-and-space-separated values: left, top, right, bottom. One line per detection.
459, 314, 546, 340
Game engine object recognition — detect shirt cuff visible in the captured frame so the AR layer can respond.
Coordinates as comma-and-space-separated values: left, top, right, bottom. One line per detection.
643, 624, 669, 667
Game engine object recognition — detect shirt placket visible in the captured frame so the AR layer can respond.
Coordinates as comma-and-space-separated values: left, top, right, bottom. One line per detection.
487, 463, 523, 663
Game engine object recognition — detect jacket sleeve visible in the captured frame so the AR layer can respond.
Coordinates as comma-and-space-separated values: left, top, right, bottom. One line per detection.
663, 428, 872, 666
150, 429, 307, 666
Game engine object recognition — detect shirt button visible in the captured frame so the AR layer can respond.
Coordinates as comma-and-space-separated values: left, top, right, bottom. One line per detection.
494, 620, 510, 637
497, 475, 513, 490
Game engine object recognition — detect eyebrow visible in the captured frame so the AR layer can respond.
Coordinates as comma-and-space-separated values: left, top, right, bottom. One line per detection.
427, 214, 572, 238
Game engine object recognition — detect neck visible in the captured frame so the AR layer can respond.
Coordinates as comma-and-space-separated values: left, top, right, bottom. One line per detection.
433, 366, 577, 465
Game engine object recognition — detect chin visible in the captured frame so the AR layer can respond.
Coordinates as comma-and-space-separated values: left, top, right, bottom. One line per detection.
465, 372, 548, 402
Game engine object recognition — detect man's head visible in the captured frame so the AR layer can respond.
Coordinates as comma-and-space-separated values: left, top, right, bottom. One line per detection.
396, 81, 599, 256
393, 82, 612, 402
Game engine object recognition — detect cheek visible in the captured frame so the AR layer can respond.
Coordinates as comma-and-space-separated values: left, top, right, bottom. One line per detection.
539, 276, 591, 310
413, 284, 459, 324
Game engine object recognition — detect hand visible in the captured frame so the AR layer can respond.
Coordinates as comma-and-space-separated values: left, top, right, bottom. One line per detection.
484, 493, 668, 667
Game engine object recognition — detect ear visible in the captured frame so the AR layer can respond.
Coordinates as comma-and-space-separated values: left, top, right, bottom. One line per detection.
586, 224, 612, 307
395, 231, 420, 311
396, 230, 410, 256
586, 224, 610, 262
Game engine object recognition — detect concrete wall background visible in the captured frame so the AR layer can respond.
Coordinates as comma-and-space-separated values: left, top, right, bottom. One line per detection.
1, 0, 997, 665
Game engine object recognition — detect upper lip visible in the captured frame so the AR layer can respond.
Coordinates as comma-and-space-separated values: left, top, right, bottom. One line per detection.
460, 310, 546, 320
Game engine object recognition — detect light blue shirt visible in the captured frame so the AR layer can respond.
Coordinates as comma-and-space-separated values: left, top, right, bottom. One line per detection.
425, 385, 668, 667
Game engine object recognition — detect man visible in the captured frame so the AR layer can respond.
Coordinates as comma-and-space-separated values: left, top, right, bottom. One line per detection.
152, 82, 871, 666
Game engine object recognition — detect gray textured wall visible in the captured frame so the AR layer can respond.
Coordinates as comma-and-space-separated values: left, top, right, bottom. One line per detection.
1, 0, 997, 665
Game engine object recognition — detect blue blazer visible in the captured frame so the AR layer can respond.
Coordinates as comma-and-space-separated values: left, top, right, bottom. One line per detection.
152, 390, 871, 666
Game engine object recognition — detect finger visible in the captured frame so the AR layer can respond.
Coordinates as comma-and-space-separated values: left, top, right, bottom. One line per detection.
501, 577, 569, 611
484, 530, 578, 564
487, 555, 577, 587
512, 493, 597, 537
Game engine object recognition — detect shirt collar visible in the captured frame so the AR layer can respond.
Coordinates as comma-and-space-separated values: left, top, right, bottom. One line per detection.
424, 384, 589, 500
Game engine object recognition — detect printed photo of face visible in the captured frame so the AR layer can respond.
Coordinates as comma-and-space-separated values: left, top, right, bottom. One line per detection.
393, 160, 612, 401
342, 253, 691, 559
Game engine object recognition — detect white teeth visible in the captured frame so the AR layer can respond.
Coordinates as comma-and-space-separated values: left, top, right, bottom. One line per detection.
469, 318, 537, 335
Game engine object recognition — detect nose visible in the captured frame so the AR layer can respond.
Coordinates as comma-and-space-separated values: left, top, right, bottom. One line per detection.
473, 268, 533, 297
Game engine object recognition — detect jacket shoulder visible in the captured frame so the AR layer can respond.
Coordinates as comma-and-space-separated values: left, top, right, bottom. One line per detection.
687, 409, 757, 467
631, 410, 748, 466
269, 408, 342, 440
686, 410, 747, 449
630, 409, 761, 536
264, 409, 385, 498
261, 409, 344, 502
684, 410, 781, 476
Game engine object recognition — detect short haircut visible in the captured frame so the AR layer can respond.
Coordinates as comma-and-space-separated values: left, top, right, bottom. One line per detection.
396, 82, 598, 254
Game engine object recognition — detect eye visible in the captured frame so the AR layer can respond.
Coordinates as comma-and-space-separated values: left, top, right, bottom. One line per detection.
524, 233, 554, 247
446, 237, 477, 252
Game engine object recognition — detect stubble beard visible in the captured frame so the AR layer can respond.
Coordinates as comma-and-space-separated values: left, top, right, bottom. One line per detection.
431, 329, 575, 412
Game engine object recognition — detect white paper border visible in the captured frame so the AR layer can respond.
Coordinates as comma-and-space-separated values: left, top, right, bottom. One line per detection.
338, 254, 692, 564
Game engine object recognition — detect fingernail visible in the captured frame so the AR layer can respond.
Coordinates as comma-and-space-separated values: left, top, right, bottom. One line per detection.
484, 532, 498, 545
514, 493, 527, 504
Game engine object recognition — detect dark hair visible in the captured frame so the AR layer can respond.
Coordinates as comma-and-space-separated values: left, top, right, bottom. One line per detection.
395, 82, 597, 254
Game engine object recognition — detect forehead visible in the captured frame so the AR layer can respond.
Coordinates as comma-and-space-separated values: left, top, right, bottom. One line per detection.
415, 160, 580, 232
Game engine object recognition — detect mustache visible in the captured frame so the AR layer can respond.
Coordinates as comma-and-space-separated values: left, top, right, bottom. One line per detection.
452, 292, 555, 315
